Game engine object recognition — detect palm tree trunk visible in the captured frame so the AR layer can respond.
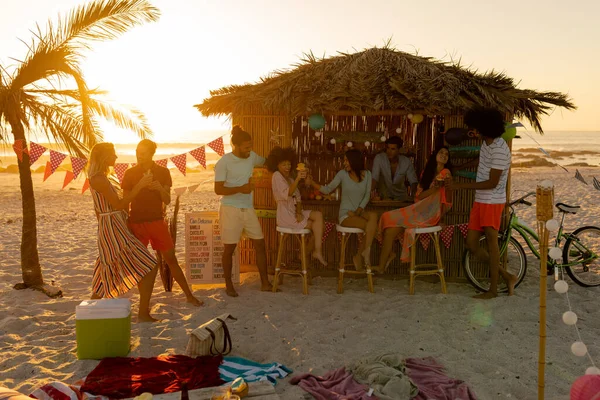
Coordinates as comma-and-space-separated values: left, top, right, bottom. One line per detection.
9, 119, 61, 297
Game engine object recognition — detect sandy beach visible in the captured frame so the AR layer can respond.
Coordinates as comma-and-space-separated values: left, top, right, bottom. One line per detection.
1, 166, 599, 399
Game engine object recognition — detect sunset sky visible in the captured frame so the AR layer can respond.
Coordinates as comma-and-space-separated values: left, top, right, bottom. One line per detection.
1, 0, 599, 144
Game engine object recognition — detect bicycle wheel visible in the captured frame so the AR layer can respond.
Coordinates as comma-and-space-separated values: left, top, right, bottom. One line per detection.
563, 226, 600, 287
463, 236, 527, 292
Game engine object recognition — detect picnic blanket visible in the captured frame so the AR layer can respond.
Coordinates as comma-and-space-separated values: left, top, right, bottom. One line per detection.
219, 356, 291, 385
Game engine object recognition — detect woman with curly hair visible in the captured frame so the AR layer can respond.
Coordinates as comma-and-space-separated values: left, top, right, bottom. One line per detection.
266, 147, 327, 266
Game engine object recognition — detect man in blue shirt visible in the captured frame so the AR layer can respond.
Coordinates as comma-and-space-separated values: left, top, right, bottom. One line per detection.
214, 125, 273, 297
371, 136, 418, 202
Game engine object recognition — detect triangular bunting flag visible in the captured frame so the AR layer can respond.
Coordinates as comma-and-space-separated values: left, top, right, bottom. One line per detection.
575, 169, 588, 185
440, 225, 454, 249
114, 163, 129, 184
170, 154, 187, 176
12, 139, 28, 162
43, 161, 52, 182
458, 223, 469, 239
62, 171, 75, 189
187, 184, 200, 194
207, 137, 225, 156
173, 187, 187, 197
49, 150, 67, 174
189, 146, 207, 168
419, 233, 431, 251
70, 157, 87, 179
82, 178, 90, 194
322, 222, 335, 242
29, 142, 47, 165
593, 177, 600, 191
155, 159, 168, 168
131, 163, 137, 168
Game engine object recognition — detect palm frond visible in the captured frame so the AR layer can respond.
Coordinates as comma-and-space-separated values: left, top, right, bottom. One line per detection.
86, 97, 152, 139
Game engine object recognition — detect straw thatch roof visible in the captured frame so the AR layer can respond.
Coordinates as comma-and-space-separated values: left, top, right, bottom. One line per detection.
195, 46, 575, 132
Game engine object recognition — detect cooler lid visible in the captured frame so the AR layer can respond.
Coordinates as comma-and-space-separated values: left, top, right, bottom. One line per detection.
76, 298, 131, 320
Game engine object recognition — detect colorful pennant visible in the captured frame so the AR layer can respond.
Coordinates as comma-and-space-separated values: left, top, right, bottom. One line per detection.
187, 184, 200, 194
189, 146, 207, 168
29, 142, 47, 165
62, 171, 75, 189
173, 187, 187, 197
207, 137, 225, 156
419, 233, 431, 251
71, 157, 87, 179
440, 225, 454, 249
155, 159, 168, 168
114, 163, 129, 184
82, 178, 90, 194
458, 223, 469, 239
43, 162, 52, 182
49, 150, 67, 174
12, 139, 28, 162
170, 154, 187, 176
322, 222, 336, 242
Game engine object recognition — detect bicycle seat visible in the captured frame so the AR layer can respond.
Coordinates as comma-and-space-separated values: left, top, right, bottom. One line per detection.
556, 202, 580, 214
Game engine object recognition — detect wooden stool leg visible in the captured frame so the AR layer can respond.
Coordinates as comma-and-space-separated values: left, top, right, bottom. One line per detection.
301, 233, 308, 295
409, 233, 417, 295
273, 233, 285, 292
433, 232, 447, 294
338, 233, 346, 294
366, 267, 374, 293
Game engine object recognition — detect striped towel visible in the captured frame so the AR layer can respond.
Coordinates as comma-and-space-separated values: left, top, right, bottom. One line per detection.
219, 357, 292, 386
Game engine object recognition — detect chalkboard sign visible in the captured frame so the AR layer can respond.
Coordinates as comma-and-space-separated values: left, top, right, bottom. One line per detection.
185, 211, 240, 285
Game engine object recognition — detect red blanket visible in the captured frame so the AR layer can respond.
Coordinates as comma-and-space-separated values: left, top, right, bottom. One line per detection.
80, 355, 224, 399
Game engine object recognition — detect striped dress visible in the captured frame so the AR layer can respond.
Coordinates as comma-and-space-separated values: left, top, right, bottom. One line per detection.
91, 183, 156, 298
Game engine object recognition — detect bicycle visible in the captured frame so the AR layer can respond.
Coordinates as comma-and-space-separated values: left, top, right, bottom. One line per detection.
463, 192, 600, 292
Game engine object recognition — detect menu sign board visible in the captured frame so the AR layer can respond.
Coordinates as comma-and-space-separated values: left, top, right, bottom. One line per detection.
185, 211, 240, 285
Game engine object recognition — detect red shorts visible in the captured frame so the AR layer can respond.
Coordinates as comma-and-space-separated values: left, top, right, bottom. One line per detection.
468, 202, 505, 232
129, 220, 174, 251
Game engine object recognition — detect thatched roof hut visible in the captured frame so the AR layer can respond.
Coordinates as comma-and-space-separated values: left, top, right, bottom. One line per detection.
196, 46, 575, 132
194, 46, 575, 281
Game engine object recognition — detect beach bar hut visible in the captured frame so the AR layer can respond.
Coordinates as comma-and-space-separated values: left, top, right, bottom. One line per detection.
195, 47, 574, 280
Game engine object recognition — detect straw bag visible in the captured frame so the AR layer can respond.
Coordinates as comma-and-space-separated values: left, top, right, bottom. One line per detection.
186, 314, 236, 357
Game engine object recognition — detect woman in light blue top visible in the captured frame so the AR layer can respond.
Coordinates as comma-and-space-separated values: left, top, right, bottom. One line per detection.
307, 149, 377, 270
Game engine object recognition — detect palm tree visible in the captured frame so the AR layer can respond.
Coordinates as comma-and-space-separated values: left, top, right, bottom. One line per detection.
0, 0, 160, 297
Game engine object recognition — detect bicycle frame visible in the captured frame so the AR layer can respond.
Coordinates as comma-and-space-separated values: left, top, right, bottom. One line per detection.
501, 210, 596, 268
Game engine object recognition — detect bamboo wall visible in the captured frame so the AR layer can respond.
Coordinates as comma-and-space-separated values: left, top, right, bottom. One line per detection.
231, 108, 505, 280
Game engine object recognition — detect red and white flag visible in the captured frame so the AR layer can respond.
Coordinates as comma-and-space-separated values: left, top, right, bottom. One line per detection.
170, 154, 187, 176
189, 146, 207, 168
322, 221, 336, 242
29, 142, 47, 165
49, 150, 67, 174
155, 159, 168, 168
207, 137, 225, 156
458, 223, 469, 239
440, 225, 454, 249
70, 157, 87, 179
419, 233, 431, 251
114, 163, 129, 184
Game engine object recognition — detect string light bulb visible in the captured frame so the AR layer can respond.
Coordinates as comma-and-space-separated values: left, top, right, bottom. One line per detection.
554, 280, 569, 294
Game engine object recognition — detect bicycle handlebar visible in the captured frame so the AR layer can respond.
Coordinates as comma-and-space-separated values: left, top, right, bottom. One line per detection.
509, 192, 536, 207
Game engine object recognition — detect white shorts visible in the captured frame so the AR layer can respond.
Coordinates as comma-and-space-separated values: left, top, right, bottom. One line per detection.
219, 205, 264, 244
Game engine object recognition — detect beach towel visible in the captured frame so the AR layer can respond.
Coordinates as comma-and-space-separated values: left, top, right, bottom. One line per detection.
405, 357, 477, 400
26, 382, 107, 400
378, 169, 452, 262
219, 356, 291, 386
348, 353, 418, 399
290, 367, 375, 400
571, 375, 600, 400
80, 355, 224, 399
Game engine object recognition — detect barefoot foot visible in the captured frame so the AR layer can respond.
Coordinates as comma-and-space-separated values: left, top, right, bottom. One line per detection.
137, 313, 159, 323
506, 274, 518, 296
312, 252, 328, 267
225, 286, 239, 297
361, 247, 371, 267
353, 254, 364, 271
261, 282, 280, 292
187, 295, 204, 306
473, 291, 498, 300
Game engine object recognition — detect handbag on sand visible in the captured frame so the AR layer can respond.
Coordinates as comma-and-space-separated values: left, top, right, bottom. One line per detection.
186, 314, 236, 357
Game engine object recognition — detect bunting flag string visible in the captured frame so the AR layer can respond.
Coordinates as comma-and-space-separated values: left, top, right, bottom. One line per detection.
207, 137, 225, 156
155, 159, 168, 168
12, 139, 28, 162
62, 171, 75, 189
419, 233, 431, 251
440, 225, 454, 249
71, 157, 87, 179
173, 187, 188, 197
170, 154, 188, 176
189, 146, 207, 168
49, 150, 67, 174
29, 142, 47, 165
43, 162, 53, 182
113, 163, 129, 184
187, 184, 200, 194
458, 223, 469, 239
81, 179, 90, 194
322, 222, 336, 242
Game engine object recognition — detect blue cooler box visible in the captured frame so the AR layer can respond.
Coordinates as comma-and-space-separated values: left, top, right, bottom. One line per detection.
76, 299, 131, 360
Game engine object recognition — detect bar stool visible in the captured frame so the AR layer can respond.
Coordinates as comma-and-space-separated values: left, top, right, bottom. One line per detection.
272, 226, 312, 295
336, 225, 374, 294
409, 226, 447, 295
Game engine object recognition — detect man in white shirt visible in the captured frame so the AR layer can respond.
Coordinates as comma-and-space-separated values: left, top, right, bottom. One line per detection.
371, 136, 418, 202
214, 125, 273, 297
451, 108, 517, 299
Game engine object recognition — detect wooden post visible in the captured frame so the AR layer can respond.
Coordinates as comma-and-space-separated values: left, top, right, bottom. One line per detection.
536, 181, 554, 400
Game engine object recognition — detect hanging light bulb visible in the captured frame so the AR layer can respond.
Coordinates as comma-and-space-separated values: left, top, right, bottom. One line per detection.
330, 138, 336, 145
554, 280, 569, 294
571, 341, 588, 357
395, 128, 402, 134
586, 366, 600, 375
347, 142, 353, 148
380, 135, 386, 142
364, 141, 371, 147
549, 247, 562, 260
562, 311, 578, 325
546, 219, 559, 232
